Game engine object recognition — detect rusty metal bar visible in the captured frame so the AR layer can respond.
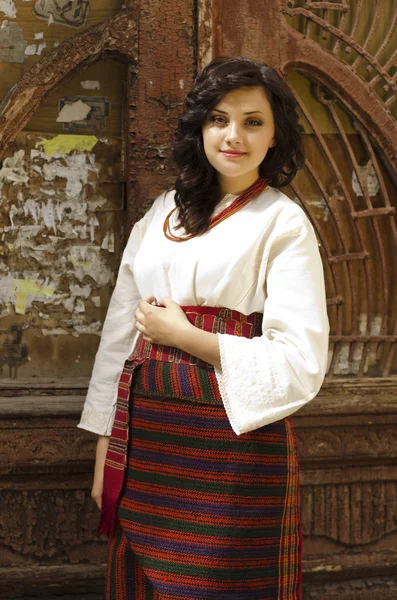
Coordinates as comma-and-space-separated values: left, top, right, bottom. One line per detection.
289, 176, 344, 379
328, 252, 369, 263
369, 48, 397, 88
327, 102, 386, 376
327, 296, 344, 306
351, 123, 397, 367
283, 6, 397, 96
352, 0, 381, 69
373, 5, 397, 63
319, 94, 375, 372
305, 2, 349, 10
321, 9, 329, 41
347, 0, 364, 52
351, 208, 396, 218
303, 161, 355, 357
331, 0, 349, 54
330, 335, 397, 343
384, 94, 397, 109
289, 84, 369, 376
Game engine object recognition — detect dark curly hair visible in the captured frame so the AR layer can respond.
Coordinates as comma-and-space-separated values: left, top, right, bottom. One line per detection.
171, 56, 305, 236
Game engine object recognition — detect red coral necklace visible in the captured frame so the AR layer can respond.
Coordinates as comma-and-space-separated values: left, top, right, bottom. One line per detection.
163, 176, 269, 242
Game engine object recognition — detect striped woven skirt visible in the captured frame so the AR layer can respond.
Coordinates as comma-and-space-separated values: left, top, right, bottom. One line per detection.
105, 309, 301, 600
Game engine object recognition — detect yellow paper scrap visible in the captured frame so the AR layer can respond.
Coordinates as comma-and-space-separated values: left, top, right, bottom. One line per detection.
41, 286, 53, 297
12, 280, 54, 315
15, 291, 27, 315
39, 135, 98, 157
14, 279, 54, 296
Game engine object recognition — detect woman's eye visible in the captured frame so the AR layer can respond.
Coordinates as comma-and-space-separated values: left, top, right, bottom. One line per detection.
209, 116, 262, 127
210, 116, 226, 124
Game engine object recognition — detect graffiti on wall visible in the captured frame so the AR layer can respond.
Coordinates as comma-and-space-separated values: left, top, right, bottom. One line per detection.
33, 0, 89, 28
58, 96, 110, 132
0, 21, 26, 62
0, 325, 27, 378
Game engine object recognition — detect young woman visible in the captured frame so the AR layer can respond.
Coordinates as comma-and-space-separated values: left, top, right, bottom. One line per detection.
78, 56, 329, 600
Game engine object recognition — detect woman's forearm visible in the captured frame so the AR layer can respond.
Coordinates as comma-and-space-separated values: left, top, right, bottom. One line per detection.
92, 435, 110, 510
176, 324, 221, 370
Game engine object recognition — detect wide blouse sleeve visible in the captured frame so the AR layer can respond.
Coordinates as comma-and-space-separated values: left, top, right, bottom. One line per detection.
77, 206, 154, 436
215, 225, 329, 435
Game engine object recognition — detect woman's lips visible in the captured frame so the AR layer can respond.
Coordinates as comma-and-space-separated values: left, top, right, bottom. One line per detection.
221, 151, 246, 158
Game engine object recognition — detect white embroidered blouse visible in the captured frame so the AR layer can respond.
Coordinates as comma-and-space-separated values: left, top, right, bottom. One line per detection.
78, 186, 329, 436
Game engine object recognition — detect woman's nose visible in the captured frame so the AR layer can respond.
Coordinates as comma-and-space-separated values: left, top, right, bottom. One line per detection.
225, 122, 242, 144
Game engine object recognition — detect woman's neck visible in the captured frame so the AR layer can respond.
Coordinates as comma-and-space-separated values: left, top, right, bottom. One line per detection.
218, 171, 260, 196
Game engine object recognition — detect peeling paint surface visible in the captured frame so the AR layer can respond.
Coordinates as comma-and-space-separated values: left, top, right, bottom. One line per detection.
24, 41, 47, 55
0, 21, 26, 62
58, 96, 110, 133
333, 314, 383, 376
81, 80, 100, 90
0, 0, 16, 18
32, 0, 89, 28
0, 132, 122, 378
56, 100, 91, 123
352, 162, 380, 197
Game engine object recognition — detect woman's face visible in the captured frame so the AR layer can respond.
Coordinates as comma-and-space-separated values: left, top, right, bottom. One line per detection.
201, 86, 276, 193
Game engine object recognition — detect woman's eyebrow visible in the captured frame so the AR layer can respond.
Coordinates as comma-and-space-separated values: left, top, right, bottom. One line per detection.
212, 108, 264, 115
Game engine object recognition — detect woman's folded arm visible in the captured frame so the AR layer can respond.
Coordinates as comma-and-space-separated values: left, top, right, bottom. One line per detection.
215, 226, 330, 435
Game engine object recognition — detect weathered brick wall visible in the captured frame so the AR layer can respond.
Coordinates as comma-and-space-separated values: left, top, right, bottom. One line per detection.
125, 0, 196, 230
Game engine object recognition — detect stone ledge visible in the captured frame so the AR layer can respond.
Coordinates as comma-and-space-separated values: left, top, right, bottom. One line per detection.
0, 388, 397, 420
0, 564, 106, 599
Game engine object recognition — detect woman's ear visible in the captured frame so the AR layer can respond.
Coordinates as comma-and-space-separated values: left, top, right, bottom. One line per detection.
270, 137, 276, 148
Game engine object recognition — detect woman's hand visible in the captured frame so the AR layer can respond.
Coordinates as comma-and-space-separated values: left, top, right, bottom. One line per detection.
135, 296, 221, 368
135, 296, 192, 347
91, 435, 110, 510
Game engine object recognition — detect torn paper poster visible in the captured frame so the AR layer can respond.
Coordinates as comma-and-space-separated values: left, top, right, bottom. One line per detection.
11, 278, 54, 315
352, 162, 380, 197
73, 320, 102, 335
36, 41, 46, 54
33, 0, 89, 29
56, 100, 91, 123
101, 231, 115, 253
0, 0, 16, 19
0, 131, 120, 353
0, 149, 29, 194
42, 153, 98, 199
42, 327, 69, 336
59, 95, 109, 133
81, 80, 100, 90
38, 134, 98, 156
0, 21, 26, 62
25, 43, 37, 55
